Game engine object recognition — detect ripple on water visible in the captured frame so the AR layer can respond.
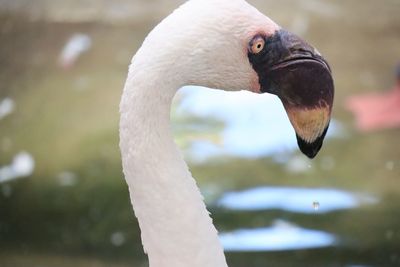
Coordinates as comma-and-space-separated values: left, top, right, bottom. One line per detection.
219, 219, 336, 252
217, 186, 378, 214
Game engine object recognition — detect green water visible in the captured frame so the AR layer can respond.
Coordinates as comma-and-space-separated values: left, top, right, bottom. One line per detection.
1, 1, 400, 266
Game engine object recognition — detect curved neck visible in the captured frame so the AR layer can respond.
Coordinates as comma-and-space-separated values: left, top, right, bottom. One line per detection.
120, 66, 228, 267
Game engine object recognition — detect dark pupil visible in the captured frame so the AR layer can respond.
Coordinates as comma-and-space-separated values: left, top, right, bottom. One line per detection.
257, 44, 261, 49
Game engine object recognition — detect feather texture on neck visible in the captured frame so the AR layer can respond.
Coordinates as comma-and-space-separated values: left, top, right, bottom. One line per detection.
120, 1, 279, 266
120, 32, 228, 267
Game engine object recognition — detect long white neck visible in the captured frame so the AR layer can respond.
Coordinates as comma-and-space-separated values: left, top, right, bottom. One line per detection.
119, 44, 228, 267
119, 0, 279, 265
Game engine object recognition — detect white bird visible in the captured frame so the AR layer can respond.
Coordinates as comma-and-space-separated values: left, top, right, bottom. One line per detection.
119, 0, 334, 266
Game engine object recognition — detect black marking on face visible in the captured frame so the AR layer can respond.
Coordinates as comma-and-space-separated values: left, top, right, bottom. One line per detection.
247, 29, 334, 109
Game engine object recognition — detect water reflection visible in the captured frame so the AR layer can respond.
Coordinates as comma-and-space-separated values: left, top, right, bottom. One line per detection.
220, 219, 336, 252
59, 33, 92, 69
110, 231, 126, 247
217, 186, 378, 214
177, 87, 345, 162
0, 152, 35, 183
0, 98, 15, 120
56, 171, 78, 187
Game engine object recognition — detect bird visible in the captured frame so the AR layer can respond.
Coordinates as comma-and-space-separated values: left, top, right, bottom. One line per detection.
119, 0, 334, 266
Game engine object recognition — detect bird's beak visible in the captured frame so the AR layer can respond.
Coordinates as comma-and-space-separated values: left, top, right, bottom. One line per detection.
249, 29, 334, 158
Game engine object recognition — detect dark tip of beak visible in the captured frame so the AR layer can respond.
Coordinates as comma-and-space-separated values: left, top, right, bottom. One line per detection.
296, 126, 329, 159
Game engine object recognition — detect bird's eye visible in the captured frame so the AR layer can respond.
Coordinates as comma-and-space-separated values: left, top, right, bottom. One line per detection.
249, 35, 265, 54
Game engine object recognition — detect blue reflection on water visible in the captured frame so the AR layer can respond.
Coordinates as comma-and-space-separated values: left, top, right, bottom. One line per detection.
177, 86, 345, 161
217, 187, 378, 213
220, 220, 336, 251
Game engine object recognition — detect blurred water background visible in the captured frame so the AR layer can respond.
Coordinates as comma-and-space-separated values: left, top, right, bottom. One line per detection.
0, 0, 400, 266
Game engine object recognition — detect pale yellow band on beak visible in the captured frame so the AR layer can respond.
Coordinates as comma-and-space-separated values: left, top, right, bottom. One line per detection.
286, 106, 330, 143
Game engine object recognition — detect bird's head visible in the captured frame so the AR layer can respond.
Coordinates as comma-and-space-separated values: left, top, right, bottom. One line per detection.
247, 30, 334, 158
133, 0, 334, 158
